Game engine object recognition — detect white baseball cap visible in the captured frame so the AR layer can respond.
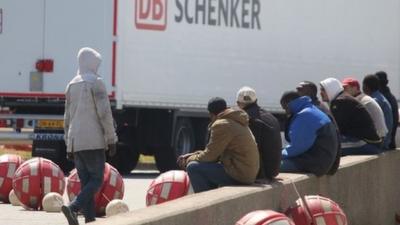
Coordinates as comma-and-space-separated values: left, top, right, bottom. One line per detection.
236, 86, 257, 104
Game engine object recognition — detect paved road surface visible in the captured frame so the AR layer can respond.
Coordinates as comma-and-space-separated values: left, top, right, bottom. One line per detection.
0, 169, 159, 225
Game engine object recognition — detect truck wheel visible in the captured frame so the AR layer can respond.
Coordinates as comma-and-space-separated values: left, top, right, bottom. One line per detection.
155, 118, 195, 172
32, 129, 74, 174
173, 118, 195, 156
108, 143, 139, 175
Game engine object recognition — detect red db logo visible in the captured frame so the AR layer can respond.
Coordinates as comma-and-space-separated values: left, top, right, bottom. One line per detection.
135, 0, 167, 31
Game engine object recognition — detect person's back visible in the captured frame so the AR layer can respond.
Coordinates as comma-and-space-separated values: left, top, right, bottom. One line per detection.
341, 77, 388, 139
280, 93, 338, 176
296, 81, 341, 175
236, 86, 282, 180
376, 71, 399, 149
63, 47, 117, 225
331, 93, 379, 143
182, 97, 259, 193
355, 93, 388, 138
320, 78, 382, 155
64, 48, 117, 153
66, 76, 111, 151
245, 105, 281, 179
363, 74, 393, 150
193, 108, 260, 184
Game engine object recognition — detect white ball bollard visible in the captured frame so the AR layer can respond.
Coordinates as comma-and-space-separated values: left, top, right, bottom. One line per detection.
8, 189, 21, 206
42, 192, 64, 212
105, 199, 129, 217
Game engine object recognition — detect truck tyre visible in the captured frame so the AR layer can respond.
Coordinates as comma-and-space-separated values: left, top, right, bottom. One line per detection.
32, 129, 74, 174
173, 118, 195, 156
155, 118, 195, 172
108, 143, 139, 175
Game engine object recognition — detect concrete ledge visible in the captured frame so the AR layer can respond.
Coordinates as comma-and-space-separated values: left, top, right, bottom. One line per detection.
94, 150, 400, 225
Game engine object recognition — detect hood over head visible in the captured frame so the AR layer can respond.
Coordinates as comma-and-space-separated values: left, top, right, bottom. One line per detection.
288, 96, 313, 114
217, 108, 249, 126
77, 47, 102, 75
320, 77, 343, 102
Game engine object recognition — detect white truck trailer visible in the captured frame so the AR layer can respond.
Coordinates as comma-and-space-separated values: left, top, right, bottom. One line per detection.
0, 0, 399, 173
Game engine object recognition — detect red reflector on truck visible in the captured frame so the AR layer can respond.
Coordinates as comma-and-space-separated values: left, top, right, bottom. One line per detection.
0, 119, 6, 127
36, 59, 54, 72
16, 118, 24, 129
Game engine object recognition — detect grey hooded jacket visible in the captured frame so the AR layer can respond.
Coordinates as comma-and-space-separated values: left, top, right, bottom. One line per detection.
64, 47, 117, 153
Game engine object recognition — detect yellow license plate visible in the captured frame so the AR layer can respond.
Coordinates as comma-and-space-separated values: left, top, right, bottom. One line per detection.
37, 120, 64, 128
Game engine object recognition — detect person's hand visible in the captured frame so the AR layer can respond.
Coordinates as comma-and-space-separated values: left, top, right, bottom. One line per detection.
177, 153, 193, 169
108, 144, 117, 157
66, 152, 74, 161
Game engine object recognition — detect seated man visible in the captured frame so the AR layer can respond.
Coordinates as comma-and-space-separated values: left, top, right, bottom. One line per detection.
363, 74, 393, 150
279, 91, 339, 176
320, 78, 382, 155
236, 86, 282, 180
342, 77, 388, 141
177, 97, 259, 193
296, 81, 341, 175
376, 71, 399, 149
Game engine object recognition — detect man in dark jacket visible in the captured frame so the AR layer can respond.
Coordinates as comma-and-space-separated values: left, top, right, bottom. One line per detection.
236, 86, 282, 180
320, 78, 382, 155
375, 71, 398, 149
296, 81, 341, 175
279, 91, 338, 176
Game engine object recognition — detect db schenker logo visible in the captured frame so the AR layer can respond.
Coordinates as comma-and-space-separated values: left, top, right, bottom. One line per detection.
134, 0, 262, 31
135, 0, 167, 31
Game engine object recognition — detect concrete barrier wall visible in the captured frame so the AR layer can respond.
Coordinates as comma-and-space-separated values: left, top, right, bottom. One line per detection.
95, 150, 400, 225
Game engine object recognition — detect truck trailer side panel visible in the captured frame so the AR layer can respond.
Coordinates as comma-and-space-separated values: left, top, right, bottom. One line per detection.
0, 0, 114, 97
117, 0, 400, 111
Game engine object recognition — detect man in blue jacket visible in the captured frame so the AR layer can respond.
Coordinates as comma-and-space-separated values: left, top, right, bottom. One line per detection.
280, 91, 339, 176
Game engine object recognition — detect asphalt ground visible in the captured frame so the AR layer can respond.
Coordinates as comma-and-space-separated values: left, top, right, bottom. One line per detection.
0, 169, 159, 225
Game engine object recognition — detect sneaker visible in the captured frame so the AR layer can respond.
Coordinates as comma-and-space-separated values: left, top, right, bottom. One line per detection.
61, 205, 79, 225
85, 218, 96, 223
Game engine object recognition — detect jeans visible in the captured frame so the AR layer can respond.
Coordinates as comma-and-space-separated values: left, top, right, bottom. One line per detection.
186, 161, 241, 193
280, 159, 302, 173
340, 136, 382, 156
70, 149, 105, 223
341, 144, 382, 156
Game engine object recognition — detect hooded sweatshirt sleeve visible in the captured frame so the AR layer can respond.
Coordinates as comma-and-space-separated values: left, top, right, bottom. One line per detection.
187, 120, 232, 162
63, 85, 71, 144
92, 78, 118, 145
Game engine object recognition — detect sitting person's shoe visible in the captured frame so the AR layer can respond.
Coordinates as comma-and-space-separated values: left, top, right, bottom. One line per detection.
85, 218, 96, 223
61, 205, 79, 225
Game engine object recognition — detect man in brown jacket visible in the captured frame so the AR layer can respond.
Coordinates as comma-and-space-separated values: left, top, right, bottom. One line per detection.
177, 97, 259, 193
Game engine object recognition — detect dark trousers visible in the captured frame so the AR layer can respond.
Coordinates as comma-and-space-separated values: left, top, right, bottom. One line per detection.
70, 149, 105, 223
340, 136, 382, 156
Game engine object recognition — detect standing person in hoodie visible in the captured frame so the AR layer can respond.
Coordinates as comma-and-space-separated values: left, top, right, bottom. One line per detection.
177, 97, 259, 193
280, 91, 339, 176
375, 71, 399, 149
62, 47, 118, 225
236, 86, 282, 181
319, 78, 382, 155
363, 74, 393, 150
